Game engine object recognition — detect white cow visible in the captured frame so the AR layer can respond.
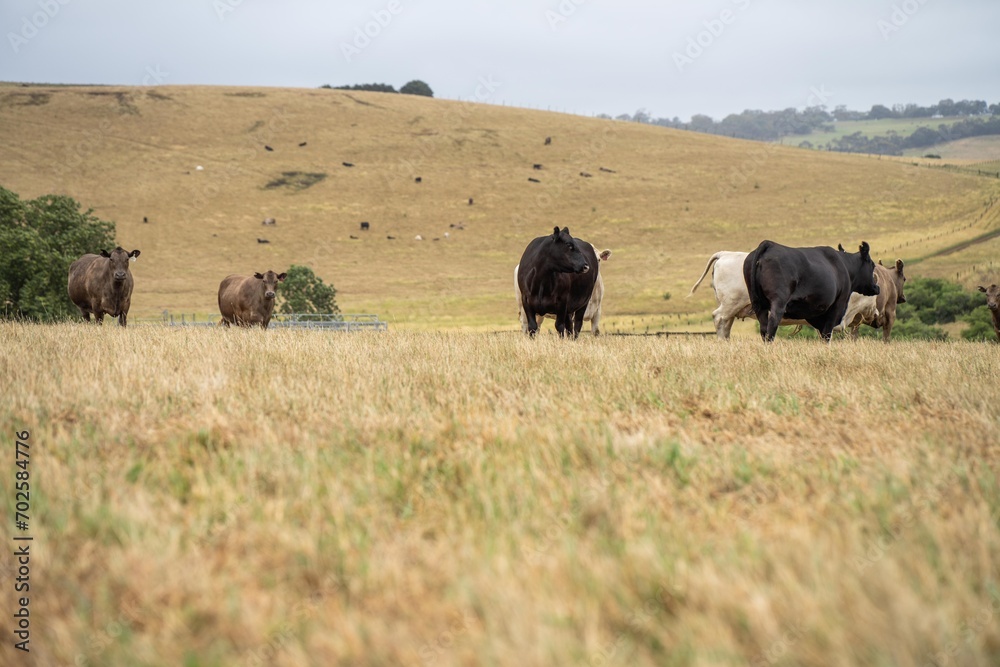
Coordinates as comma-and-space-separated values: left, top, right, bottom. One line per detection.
687, 251, 755, 339
832, 292, 879, 337
688, 250, 875, 339
515, 246, 612, 335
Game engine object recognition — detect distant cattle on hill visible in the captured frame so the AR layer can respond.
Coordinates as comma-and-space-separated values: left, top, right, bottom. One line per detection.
218, 271, 287, 329
67, 247, 141, 327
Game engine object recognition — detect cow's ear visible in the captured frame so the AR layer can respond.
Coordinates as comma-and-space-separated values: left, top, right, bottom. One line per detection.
838, 243, 845, 252
277, 273, 287, 281
600, 249, 612, 261
895, 259, 904, 273
561, 227, 570, 237
552, 226, 560, 237
100, 249, 111, 258
254, 272, 264, 279
878, 259, 884, 266
859, 241, 871, 257
980, 286, 988, 293
129, 249, 140, 259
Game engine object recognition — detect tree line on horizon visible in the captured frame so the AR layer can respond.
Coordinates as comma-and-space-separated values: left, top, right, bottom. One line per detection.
320, 80, 433, 97
604, 98, 1000, 154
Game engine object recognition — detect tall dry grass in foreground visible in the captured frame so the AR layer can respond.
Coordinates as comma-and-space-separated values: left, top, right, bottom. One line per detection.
1, 323, 999, 667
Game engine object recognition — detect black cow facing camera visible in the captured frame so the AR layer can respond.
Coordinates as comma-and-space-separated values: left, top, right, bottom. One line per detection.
516, 226, 598, 338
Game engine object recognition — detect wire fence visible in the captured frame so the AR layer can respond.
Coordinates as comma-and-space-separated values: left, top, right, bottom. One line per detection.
138, 311, 387, 331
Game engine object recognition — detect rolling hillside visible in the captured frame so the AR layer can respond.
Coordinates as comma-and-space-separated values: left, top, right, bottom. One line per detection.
1, 83, 998, 331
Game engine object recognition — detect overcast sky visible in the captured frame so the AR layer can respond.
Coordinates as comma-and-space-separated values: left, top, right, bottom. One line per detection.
2, 0, 998, 121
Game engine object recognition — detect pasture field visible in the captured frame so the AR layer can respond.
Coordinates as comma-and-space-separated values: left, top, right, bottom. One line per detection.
798, 116, 973, 149
901, 136, 1000, 162
2, 323, 999, 666
1, 84, 999, 331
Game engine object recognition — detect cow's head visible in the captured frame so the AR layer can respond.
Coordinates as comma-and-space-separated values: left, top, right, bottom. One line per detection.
893, 259, 906, 303
879, 258, 908, 303
853, 242, 880, 297
253, 270, 287, 299
100, 247, 140, 282
547, 226, 590, 274
979, 284, 1000, 312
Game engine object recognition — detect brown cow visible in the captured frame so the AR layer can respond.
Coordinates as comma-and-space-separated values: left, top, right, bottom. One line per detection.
218, 271, 287, 328
865, 259, 907, 342
67, 247, 141, 326
978, 284, 1000, 342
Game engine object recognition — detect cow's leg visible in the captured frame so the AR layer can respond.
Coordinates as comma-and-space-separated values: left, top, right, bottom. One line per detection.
714, 308, 733, 340
807, 314, 837, 343
119, 312, 127, 327
95, 312, 105, 325
591, 309, 601, 336
764, 303, 786, 342
572, 310, 585, 339
882, 312, 895, 343
524, 307, 540, 337
755, 310, 770, 342
554, 309, 572, 338
82, 311, 91, 322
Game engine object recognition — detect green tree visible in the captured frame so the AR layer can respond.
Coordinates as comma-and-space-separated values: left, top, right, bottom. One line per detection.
276, 265, 339, 315
961, 305, 996, 342
902, 278, 979, 325
400, 80, 433, 97
0, 186, 116, 321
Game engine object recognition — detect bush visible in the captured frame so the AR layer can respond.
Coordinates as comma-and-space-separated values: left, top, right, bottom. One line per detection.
0, 186, 116, 321
961, 305, 996, 342
277, 265, 339, 315
901, 278, 979, 325
400, 80, 433, 97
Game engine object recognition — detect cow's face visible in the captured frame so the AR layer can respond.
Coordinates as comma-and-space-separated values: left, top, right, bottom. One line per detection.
100, 247, 140, 282
894, 259, 907, 304
548, 226, 590, 274
979, 284, 1000, 312
253, 270, 287, 299
855, 242, 880, 297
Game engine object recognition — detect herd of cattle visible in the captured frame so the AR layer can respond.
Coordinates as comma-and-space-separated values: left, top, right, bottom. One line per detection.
66, 230, 1000, 341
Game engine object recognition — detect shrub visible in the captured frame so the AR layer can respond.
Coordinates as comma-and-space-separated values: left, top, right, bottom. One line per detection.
277, 265, 339, 315
0, 186, 116, 321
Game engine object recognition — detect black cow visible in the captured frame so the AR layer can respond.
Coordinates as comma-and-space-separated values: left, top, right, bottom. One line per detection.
743, 240, 879, 342
516, 226, 597, 338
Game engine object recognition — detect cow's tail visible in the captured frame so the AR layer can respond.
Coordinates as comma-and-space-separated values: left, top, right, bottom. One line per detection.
687, 252, 722, 297
747, 241, 772, 316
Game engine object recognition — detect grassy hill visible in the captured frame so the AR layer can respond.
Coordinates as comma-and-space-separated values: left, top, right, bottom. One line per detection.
1, 84, 998, 331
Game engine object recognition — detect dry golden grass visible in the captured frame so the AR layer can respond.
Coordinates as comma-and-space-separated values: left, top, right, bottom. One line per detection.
1, 323, 999, 666
1, 84, 998, 331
